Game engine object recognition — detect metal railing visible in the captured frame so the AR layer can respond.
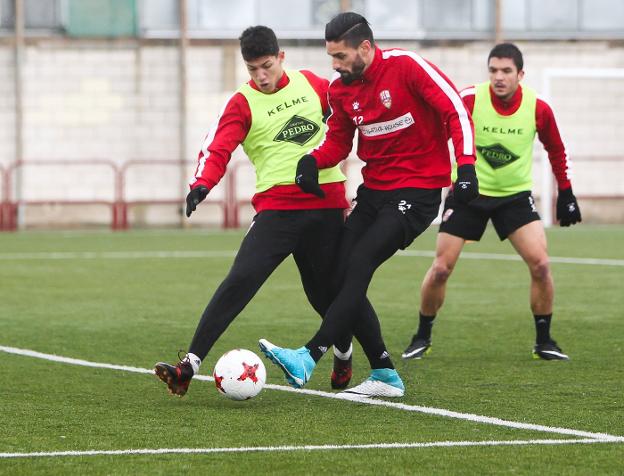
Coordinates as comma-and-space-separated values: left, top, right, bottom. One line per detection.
2, 159, 119, 231
1, 156, 622, 231
0, 158, 234, 231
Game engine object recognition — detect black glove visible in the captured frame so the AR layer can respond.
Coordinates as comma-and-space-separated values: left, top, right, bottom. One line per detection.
185, 186, 209, 217
556, 188, 581, 227
295, 154, 325, 198
453, 164, 479, 204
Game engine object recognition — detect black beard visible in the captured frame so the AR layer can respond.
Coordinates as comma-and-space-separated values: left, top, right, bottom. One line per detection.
338, 57, 366, 85
339, 71, 359, 85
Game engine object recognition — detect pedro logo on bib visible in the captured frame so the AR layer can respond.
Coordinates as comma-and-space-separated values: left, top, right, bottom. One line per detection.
477, 143, 520, 169
274, 115, 320, 145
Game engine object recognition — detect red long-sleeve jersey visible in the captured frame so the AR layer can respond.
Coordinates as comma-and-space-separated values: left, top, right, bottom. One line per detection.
191, 70, 348, 212
460, 84, 571, 190
311, 47, 476, 190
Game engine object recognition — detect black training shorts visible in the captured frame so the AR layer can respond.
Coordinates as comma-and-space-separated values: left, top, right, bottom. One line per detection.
439, 190, 540, 241
349, 185, 442, 249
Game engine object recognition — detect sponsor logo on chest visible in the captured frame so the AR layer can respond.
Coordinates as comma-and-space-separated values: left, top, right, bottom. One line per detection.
477, 143, 520, 169
273, 115, 320, 145
358, 112, 415, 137
267, 96, 309, 117
482, 125, 524, 135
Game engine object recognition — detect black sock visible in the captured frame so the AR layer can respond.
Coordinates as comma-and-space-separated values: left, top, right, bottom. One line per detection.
369, 349, 395, 370
307, 344, 326, 363
416, 312, 436, 340
333, 334, 353, 357
534, 314, 552, 344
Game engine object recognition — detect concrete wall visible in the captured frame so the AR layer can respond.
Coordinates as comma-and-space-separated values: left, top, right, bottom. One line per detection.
0, 47, 15, 172
1, 38, 623, 227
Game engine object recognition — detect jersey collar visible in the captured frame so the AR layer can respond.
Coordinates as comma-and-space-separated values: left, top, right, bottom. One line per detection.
361, 46, 382, 83
489, 83, 523, 114
248, 71, 290, 93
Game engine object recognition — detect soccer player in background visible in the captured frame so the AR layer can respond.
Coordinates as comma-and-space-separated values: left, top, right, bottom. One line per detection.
154, 25, 359, 396
259, 12, 477, 397
402, 43, 581, 361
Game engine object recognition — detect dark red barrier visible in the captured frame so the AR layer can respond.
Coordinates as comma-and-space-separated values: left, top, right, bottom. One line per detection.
0, 163, 7, 231
119, 160, 229, 230
2, 160, 119, 231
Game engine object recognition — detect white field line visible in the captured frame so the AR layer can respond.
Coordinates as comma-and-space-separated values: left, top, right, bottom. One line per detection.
397, 250, 624, 267
1, 438, 622, 459
0, 250, 237, 260
0, 249, 622, 266
2, 345, 623, 444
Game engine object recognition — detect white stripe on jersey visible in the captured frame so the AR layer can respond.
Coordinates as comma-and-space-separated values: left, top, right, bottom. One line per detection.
536, 94, 572, 182
460, 87, 476, 98
193, 92, 239, 186
309, 71, 342, 155
382, 49, 474, 156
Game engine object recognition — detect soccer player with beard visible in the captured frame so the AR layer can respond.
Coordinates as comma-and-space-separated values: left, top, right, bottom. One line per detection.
402, 43, 580, 362
154, 25, 361, 397
259, 12, 477, 397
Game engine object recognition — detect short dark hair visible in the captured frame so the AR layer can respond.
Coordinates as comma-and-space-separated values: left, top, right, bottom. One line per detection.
239, 26, 279, 61
325, 12, 374, 48
488, 43, 523, 71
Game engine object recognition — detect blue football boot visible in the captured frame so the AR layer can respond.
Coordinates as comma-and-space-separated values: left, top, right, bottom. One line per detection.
258, 339, 315, 388
340, 368, 405, 398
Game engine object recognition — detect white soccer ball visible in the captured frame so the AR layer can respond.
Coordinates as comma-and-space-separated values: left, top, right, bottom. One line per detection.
213, 349, 266, 401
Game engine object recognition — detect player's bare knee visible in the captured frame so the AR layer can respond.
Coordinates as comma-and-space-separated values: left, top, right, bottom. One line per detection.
529, 258, 551, 282
430, 261, 453, 284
